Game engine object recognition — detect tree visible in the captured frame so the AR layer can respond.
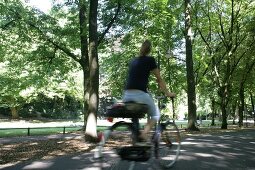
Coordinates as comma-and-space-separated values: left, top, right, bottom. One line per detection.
250, 92, 255, 124
237, 59, 255, 127
184, 0, 198, 130
81, 0, 121, 140
101, 0, 186, 98
84, 0, 99, 140
1, 0, 121, 141
0, 0, 83, 118
193, 0, 255, 129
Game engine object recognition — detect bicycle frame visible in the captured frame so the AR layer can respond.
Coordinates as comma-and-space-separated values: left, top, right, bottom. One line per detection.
94, 97, 180, 168
131, 118, 140, 142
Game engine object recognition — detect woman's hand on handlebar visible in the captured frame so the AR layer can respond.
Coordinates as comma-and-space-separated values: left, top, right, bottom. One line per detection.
165, 92, 176, 98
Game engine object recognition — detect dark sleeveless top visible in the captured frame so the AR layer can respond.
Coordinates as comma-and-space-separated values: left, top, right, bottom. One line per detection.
125, 56, 157, 92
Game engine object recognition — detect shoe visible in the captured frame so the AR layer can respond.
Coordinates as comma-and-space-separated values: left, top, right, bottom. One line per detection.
135, 141, 152, 147
135, 134, 151, 146
164, 138, 173, 148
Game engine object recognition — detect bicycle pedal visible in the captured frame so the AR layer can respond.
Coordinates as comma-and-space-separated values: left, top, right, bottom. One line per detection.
167, 143, 173, 148
117, 146, 151, 162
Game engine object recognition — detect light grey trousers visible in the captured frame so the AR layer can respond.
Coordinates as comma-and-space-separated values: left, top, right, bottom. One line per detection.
122, 90, 160, 121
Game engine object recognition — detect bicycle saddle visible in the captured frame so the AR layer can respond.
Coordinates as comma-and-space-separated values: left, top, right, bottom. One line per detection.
105, 101, 148, 118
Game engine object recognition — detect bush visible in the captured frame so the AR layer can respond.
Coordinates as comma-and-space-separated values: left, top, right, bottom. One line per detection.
19, 93, 82, 119
0, 107, 10, 117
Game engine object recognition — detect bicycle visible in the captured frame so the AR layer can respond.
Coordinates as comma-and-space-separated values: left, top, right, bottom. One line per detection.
94, 97, 181, 169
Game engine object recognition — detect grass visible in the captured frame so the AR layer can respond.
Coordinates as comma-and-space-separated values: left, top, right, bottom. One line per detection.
0, 124, 132, 138
1, 120, 253, 138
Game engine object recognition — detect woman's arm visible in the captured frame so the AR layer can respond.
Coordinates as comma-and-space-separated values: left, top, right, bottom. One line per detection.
151, 68, 176, 97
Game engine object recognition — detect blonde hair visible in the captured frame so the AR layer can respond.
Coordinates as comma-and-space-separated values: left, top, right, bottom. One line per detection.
139, 40, 152, 56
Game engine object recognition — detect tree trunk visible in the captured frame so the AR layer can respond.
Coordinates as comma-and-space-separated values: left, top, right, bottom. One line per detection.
250, 92, 255, 125
220, 86, 228, 129
185, 0, 198, 131
238, 83, 244, 127
211, 99, 215, 126
84, 0, 99, 142
221, 103, 228, 129
11, 107, 19, 119
231, 102, 237, 125
78, 0, 90, 130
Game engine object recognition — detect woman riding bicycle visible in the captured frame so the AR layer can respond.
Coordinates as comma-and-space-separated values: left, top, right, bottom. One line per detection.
123, 39, 176, 141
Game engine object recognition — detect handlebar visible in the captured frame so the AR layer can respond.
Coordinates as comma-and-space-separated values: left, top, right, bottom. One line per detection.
156, 96, 167, 100
156, 96, 175, 100
156, 96, 175, 121
156, 95, 175, 109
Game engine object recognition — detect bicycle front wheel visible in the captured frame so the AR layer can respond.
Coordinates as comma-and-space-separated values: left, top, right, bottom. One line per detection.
155, 121, 181, 168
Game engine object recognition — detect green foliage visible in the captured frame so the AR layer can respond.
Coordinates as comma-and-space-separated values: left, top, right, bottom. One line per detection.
18, 93, 82, 119
0, 1, 82, 115
100, 0, 186, 100
1, 0, 255, 124
191, 0, 255, 128
98, 96, 117, 118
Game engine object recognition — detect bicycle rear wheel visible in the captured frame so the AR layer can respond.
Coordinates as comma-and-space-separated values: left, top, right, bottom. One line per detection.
95, 121, 135, 170
155, 121, 181, 168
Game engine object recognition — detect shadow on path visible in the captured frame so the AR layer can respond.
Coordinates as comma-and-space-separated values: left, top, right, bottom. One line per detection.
1, 129, 254, 170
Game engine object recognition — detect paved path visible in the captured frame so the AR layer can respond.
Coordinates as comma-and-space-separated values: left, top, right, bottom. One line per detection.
1, 129, 254, 170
